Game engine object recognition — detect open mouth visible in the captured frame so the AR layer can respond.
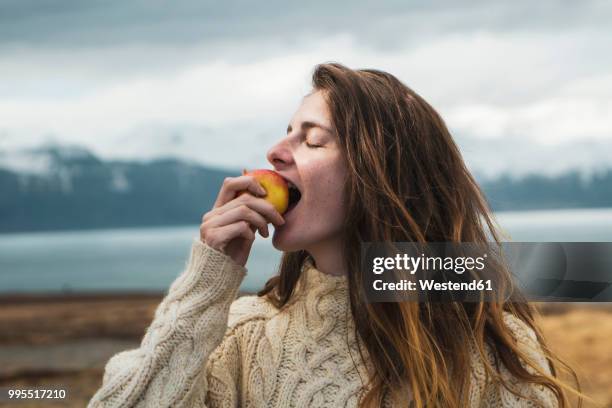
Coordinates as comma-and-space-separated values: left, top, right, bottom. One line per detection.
286, 180, 302, 213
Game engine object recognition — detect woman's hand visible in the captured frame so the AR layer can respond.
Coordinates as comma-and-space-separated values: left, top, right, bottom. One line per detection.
200, 175, 285, 267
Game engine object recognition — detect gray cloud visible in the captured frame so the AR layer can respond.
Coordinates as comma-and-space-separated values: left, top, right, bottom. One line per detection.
1, 0, 610, 50
1, 0, 611, 178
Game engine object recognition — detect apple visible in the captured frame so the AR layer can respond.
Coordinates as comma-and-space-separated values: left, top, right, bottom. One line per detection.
238, 168, 289, 215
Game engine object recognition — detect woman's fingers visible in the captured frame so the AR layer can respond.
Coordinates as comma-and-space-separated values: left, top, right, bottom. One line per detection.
204, 193, 285, 228
213, 175, 267, 208
204, 204, 270, 237
203, 221, 255, 252
199, 174, 285, 265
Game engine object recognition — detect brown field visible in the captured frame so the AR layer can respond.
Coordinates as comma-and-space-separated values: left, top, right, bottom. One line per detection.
536, 303, 612, 407
0, 295, 610, 407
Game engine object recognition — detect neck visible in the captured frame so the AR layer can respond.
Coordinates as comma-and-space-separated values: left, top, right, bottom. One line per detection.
306, 237, 347, 277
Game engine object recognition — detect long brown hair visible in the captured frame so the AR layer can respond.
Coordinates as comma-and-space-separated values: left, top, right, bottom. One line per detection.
258, 62, 582, 407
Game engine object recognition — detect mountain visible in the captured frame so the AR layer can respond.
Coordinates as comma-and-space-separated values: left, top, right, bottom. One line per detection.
0, 145, 611, 233
481, 171, 612, 211
0, 145, 235, 233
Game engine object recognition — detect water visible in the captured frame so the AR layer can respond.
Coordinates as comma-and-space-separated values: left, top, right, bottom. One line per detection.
1, 208, 611, 294
494, 207, 612, 242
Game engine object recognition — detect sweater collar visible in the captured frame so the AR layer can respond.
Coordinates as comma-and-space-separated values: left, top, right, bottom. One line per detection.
299, 256, 349, 289
292, 256, 352, 337
292, 256, 377, 382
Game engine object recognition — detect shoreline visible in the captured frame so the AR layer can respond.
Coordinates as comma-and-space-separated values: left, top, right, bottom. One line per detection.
1, 291, 609, 310
0, 292, 165, 305
0, 290, 254, 304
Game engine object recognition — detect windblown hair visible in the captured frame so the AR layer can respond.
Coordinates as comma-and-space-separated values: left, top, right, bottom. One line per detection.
258, 62, 582, 407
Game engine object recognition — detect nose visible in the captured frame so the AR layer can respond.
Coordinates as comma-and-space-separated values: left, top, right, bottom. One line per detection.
266, 138, 294, 170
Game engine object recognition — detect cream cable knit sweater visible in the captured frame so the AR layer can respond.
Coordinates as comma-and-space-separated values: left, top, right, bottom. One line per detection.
88, 238, 557, 408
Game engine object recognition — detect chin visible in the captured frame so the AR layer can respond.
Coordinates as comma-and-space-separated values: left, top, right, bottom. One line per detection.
272, 229, 307, 253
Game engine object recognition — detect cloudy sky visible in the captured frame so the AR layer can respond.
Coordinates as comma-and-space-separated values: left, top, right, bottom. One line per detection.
1, 0, 611, 179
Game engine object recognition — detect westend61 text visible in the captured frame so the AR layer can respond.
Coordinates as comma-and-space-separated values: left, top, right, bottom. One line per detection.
373, 279, 493, 291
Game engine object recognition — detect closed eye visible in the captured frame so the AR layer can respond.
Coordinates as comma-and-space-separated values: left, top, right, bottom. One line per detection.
306, 142, 323, 148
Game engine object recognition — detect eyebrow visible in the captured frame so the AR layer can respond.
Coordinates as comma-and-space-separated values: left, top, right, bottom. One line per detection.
286, 121, 334, 135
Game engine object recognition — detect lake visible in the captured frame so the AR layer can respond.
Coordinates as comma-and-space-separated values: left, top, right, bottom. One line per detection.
1, 208, 611, 294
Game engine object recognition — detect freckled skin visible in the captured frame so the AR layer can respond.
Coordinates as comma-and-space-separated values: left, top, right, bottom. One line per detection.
266, 91, 348, 269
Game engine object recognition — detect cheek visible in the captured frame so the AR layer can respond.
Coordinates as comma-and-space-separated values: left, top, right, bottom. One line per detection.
303, 161, 347, 224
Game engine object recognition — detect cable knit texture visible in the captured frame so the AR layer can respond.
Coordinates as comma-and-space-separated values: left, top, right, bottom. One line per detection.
88, 238, 558, 407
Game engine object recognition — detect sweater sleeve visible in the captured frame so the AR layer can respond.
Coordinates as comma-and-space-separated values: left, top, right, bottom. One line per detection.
87, 237, 247, 408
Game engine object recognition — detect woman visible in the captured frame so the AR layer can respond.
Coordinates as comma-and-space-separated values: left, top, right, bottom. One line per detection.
88, 63, 580, 407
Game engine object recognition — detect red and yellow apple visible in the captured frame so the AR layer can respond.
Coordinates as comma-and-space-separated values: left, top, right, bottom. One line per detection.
238, 168, 289, 214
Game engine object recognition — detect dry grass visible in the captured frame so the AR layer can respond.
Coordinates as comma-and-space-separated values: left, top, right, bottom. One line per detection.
536, 304, 612, 408
0, 295, 609, 407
